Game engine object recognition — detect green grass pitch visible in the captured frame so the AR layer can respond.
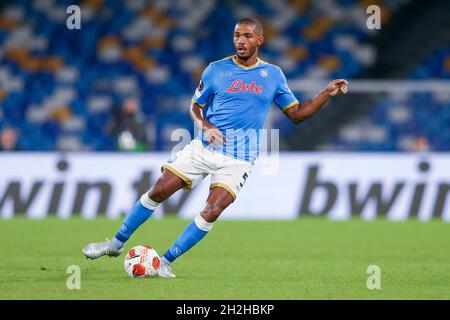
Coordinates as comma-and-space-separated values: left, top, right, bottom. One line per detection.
0, 216, 449, 300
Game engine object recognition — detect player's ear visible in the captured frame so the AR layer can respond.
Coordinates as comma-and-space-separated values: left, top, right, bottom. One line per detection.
257, 36, 264, 47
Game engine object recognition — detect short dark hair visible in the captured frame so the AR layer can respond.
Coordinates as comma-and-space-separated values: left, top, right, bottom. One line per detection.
236, 17, 263, 35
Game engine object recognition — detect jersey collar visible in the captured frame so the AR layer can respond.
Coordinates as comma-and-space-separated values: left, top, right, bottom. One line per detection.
232, 55, 261, 70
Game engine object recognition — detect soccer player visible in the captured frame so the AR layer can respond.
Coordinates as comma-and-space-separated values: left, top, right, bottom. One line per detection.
82, 18, 348, 278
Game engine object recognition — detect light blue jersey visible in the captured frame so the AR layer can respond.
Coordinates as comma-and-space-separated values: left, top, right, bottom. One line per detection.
191, 55, 298, 164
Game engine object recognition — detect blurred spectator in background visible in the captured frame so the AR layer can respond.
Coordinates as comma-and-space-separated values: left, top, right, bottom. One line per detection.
108, 97, 155, 151
412, 136, 430, 152
0, 127, 20, 151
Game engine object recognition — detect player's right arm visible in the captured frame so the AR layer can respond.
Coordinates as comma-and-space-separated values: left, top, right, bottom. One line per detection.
189, 64, 225, 146
189, 103, 225, 146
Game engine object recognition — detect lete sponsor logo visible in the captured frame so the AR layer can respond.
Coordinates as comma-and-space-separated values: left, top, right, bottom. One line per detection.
225, 80, 263, 94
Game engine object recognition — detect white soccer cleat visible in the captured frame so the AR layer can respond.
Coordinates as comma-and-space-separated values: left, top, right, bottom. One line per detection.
82, 238, 123, 260
158, 259, 176, 278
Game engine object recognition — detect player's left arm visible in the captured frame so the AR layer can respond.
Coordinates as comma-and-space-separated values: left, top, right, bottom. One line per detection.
284, 79, 348, 125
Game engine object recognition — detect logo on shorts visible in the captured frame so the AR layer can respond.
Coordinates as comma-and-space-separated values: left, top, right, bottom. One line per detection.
239, 172, 249, 188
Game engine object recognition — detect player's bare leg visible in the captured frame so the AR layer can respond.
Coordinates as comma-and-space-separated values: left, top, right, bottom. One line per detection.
146, 169, 188, 203
158, 186, 234, 278
199, 186, 235, 222
82, 170, 186, 259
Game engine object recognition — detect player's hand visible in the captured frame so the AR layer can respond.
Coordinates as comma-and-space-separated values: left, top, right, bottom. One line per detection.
203, 125, 226, 146
325, 79, 348, 96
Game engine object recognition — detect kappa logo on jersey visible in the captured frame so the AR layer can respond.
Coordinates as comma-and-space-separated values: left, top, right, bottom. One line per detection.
225, 79, 263, 94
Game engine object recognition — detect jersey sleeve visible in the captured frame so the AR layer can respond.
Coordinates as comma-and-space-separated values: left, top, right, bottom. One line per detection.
191, 64, 214, 107
273, 67, 299, 112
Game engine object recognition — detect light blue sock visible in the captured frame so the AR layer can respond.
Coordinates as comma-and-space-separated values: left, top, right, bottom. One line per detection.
163, 215, 214, 263
113, 194, 159, 248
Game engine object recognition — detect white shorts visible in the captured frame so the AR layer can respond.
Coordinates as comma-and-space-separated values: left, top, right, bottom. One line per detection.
162, 139, 253, 200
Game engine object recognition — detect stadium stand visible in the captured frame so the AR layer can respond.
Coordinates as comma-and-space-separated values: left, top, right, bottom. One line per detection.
3, 0, 448, 152
330, 47, 450, 151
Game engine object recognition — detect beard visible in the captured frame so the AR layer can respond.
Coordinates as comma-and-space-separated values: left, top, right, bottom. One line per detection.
235, 46, 257, 60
